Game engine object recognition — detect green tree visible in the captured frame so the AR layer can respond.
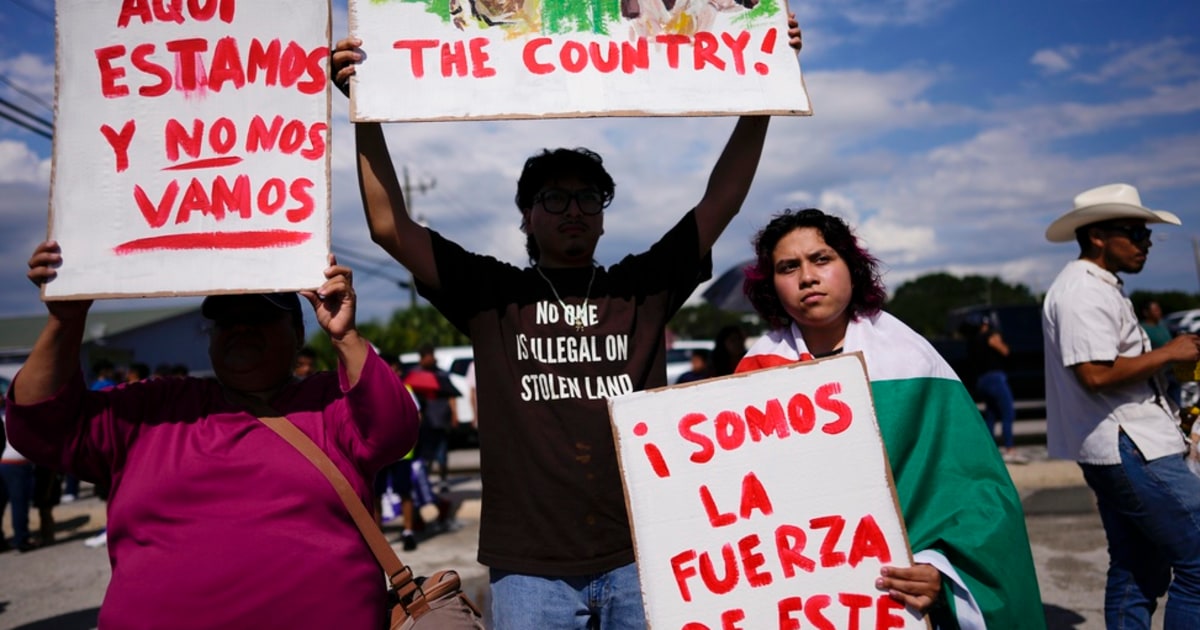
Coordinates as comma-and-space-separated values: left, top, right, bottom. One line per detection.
305, 305, 468, 368
668, 303, 764, 340
1128, 290, 1200, 318
886, 273, 1038, 337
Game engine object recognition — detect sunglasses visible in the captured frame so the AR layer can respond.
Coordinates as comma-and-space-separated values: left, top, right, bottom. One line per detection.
1103, 224, 1153, 243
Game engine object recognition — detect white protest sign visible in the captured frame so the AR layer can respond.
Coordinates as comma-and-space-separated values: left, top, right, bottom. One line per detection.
349, 0, 810, 121
609, 353, 926, 630
47, 0, 331, 299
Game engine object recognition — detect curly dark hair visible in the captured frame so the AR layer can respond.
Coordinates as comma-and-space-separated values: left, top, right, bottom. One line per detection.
515, 147, 616, 263
744, 208, 886, 330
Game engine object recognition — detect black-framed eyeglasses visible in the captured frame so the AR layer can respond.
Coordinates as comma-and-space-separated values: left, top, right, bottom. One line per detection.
1103, 224, 1153, 243
534, 188, 610, 215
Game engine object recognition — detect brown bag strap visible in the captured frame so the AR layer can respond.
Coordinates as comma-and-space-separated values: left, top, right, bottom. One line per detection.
255, 415, 425, 605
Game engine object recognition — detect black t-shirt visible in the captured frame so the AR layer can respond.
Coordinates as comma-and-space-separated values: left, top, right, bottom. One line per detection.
967, 330, 1006, 378
418, 212, 711, 575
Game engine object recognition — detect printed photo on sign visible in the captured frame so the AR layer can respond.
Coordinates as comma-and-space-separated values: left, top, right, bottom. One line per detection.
47, 0, 332, 299
609, 352, 926, 630
349, 0, 810, 121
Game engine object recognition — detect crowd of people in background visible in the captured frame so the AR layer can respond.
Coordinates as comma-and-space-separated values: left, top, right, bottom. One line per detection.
2, 356, 194, 553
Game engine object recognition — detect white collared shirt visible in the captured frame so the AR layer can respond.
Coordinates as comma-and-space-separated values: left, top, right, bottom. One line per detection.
1042, 259, 1185, 464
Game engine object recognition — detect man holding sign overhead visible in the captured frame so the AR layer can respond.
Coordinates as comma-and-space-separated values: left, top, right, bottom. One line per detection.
332, 15, 801, 629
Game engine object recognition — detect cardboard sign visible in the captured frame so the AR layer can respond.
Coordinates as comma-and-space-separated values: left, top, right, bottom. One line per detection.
47, 0, 332, 300
349, 0, 810, 121
609, 353, 925, 630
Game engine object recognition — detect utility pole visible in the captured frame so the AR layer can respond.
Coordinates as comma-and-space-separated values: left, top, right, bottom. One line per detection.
401, 166, 436, 308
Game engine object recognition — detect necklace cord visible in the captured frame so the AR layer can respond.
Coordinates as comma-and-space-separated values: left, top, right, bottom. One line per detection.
535, 265, 597, 331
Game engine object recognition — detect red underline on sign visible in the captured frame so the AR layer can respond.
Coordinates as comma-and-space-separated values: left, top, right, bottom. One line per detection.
114, 230, 311, 254
163, 156, 244, 171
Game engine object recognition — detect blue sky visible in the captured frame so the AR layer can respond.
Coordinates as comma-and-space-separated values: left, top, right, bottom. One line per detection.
1, 0, 1198, 326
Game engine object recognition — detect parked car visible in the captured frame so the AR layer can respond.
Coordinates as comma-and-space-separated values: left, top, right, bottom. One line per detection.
933, 304, 1046, 402
666, 339, 715, 384
397, 346, 477, 449
1164, 309, 1200, 336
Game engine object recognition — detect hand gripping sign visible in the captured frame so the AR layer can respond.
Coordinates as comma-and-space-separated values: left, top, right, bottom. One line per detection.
349, 0, 811, 121
609, 353, 927, 630
47, 0, 331, 299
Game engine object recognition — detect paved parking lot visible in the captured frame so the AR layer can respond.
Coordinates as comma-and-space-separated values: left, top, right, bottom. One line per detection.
0, 445, 1161, 629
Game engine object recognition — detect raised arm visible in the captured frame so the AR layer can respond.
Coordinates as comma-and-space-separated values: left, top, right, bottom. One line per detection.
12, 241, 93, 406
332, 38, 440, 290
692, 14, 802, 255
692, 115, 770, 255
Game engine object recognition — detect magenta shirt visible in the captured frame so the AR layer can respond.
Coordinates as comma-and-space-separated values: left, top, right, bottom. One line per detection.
5, 348, 417, 630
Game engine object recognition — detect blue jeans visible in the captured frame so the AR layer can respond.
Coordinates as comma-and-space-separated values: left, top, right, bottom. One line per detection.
975, 370, 1015, 449
489, 563, 646, 630
0, 462, 35, 547
1080, 432, 1200, 629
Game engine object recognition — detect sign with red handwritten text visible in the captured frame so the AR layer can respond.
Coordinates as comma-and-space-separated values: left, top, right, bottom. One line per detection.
609, 353, 925, 630
47, 0, 331, 300
349, 0, 810, 121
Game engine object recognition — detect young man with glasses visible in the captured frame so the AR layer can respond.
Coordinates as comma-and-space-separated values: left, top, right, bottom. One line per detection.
333, 19, 800, 629
1042, 183, 1200, 628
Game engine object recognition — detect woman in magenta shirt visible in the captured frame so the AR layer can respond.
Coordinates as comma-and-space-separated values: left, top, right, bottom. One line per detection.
6, 241, 418, 630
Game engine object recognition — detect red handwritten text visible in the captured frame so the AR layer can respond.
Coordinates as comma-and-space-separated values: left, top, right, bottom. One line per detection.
96, 37, 327, 98
669, 514, 891, 603
675, 382, 852, 466
390, 29, 776, 79
117, 0, 237, 28
133, 174, 314, 228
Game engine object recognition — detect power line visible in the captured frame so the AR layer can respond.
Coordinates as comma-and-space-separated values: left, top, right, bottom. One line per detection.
329, 244, 409, 285
0, 107, 51, 139
0, 74, 53, 112
0, 95, 53, 133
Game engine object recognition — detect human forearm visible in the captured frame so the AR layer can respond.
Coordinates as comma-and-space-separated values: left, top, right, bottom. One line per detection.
1073, 348, 1178, 391
355, 123, 440, 287
356, 122, 405, 252
693, 116, 770, 253
12, 313, 88, 406
332, 330, 369, 388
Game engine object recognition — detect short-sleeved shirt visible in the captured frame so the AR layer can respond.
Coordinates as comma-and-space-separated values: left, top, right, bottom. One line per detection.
1042, 259, 1185, 464
1141, 321, 1172, 349
4, 348, 418, 629
418, 212, 710, 575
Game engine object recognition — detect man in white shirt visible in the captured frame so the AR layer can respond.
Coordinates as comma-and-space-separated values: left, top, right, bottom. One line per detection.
1042, 183, 1200, 628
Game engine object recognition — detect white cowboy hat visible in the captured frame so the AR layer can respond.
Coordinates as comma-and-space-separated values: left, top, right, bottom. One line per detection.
1045, 183, 1181, 242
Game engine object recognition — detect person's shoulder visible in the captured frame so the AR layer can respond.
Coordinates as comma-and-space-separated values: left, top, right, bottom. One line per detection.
860, 312, 957, 381
430, 229, 520, 270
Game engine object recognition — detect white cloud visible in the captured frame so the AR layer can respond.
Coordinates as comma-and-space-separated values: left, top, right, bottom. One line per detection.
0, 52, 55, 106
1079, 38, 1200, 87
829, 0, 960, 27
0, 139, 50, 184
856, 216, 937, 265
1030, 47, 1078, 74
1028, 39, 1200, 87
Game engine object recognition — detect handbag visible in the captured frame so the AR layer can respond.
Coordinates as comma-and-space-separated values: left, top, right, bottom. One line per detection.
257, 415, 486, 629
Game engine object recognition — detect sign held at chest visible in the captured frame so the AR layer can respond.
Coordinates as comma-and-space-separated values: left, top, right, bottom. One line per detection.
609, 353, 927, 630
